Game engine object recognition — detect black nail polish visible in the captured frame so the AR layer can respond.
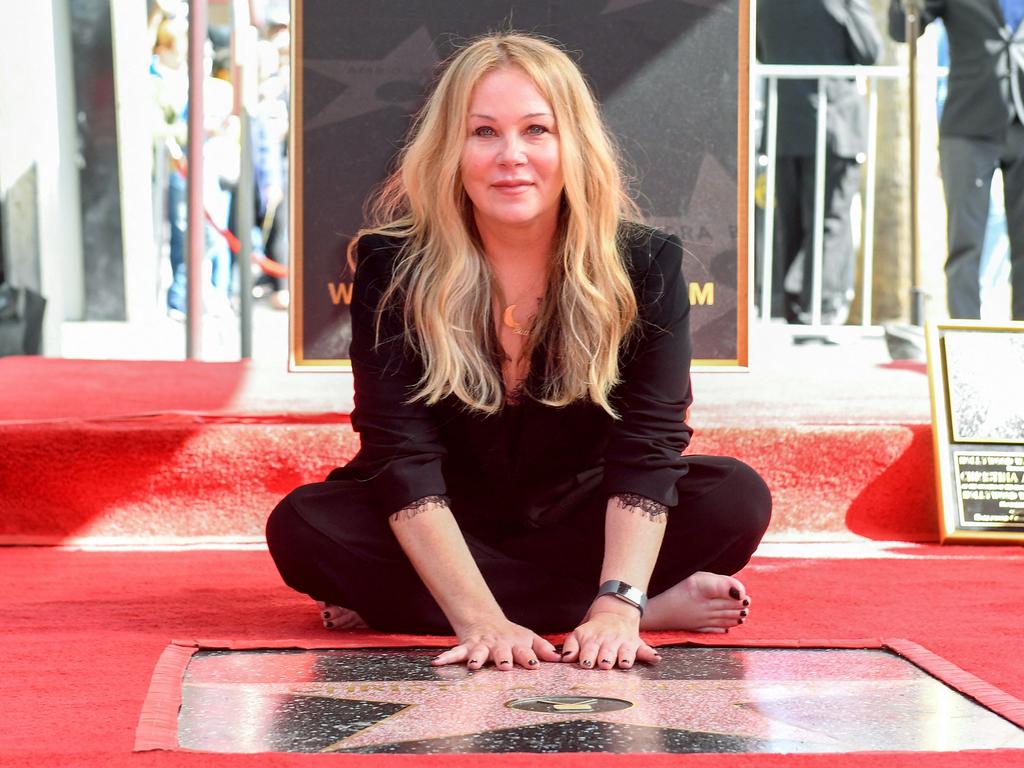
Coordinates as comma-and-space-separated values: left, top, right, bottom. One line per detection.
325, 621, 334, 628
600, 658, 611, 664
743, 598, 750, 607
501, 659, 511, 665
322, 611, 330, 619
582, 659, 592, 667
622, 660, 632, 666
562, 650, 572, 656
740, 609, 748, 617
737, 618, 745, 625
469, 659, 478, 664
729, 587, 741, 600
528, 659, 538, 665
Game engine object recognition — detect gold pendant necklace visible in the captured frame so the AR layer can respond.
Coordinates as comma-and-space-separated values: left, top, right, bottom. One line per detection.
502, 304, 531, 336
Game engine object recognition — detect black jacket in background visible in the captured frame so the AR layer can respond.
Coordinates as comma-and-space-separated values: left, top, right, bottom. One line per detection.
890, 0, 1024, 142
333, 225, 693, 534
757, 0, 883, 157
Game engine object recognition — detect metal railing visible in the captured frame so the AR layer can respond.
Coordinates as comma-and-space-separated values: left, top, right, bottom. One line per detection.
753, 64, 904, 328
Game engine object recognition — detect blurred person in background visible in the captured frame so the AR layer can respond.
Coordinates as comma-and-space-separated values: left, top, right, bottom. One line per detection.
890, 0, 1024, 320
757, 0, 883, 325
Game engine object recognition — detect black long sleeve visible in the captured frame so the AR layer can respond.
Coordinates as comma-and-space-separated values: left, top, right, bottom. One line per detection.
602, 231, 693, 509
347, 234, 448, 516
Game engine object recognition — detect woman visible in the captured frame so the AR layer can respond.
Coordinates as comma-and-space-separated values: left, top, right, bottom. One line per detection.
267, 32, 771, 672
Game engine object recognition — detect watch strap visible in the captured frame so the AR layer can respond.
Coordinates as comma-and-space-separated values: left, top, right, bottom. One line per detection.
597, 579, 648, 617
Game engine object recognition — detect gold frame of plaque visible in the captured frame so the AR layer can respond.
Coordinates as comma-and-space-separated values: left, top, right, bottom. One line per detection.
926, 320, 1024, 543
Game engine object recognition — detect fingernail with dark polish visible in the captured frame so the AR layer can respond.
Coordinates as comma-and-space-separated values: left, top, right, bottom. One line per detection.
501, 660, 511, 665
740, 609, 748, 617
562, 651, 573, 656
742, 598, 750, 607
469, 659, 478, 664
528, 659, 538, 665
729, 587, 741, 600
600, 658, 611, 664
322, 611, 330, 619
582, 659, 592, 667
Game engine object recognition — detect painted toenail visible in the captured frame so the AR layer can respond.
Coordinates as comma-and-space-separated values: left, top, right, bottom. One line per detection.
322, 611, 331, 619
740, 609, 748, 617
501, 660, 510, 665
600, 658, 611, 664
562, 651, 573, 656
325, 621, 334, 628
582, 660, 592, 667
729, 587, 741, 600
528, 659, 538, 665
743, 598, 750, 607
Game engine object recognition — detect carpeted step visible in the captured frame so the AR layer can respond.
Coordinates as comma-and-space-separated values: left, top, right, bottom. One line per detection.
0, 342, 938, 544
0, 416, 938, 544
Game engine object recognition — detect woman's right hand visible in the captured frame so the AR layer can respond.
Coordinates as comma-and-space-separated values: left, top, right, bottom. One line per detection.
432, 618, 563, 671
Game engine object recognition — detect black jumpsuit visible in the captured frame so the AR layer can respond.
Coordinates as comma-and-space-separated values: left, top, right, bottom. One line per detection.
266, 225, 772, 633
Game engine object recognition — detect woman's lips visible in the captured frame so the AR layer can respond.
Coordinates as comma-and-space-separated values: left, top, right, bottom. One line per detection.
492, 180, 533, 193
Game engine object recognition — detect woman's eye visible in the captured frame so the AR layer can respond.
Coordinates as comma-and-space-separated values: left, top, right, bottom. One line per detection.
526, 124, 549, 135
473, 126, 496, 137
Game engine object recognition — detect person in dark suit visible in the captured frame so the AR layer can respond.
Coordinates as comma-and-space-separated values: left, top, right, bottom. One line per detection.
757, 0, 883, 324
891, 0, 1024, 319
266, 33, 771, 672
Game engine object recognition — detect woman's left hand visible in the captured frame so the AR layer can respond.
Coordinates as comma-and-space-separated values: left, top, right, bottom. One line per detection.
560, 597, 660, 670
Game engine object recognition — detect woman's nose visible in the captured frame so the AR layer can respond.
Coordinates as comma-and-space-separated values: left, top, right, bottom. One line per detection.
498, 135, 526, 165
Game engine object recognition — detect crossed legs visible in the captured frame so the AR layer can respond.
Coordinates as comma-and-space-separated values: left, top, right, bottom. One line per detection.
266, 456, 771, 636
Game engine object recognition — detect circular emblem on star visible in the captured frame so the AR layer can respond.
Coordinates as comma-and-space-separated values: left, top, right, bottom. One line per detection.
505, 696, 634, 714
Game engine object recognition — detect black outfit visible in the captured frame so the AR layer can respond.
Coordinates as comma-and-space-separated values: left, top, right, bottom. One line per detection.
891, 0, 1024, 319
757, 0, 883, 323
266, 226, 771, 634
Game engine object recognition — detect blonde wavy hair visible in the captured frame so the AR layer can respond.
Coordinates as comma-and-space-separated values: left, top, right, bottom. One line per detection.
356, 31, 641, 415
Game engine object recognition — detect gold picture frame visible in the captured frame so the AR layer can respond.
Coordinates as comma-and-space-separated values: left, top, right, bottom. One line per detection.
926, 320, 1024, 543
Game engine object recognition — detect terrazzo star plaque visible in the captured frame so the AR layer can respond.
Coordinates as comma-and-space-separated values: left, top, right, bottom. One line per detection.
176, 646, 1024, 754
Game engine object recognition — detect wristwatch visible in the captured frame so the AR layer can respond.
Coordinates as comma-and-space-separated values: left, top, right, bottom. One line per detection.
597, 580, 648, 617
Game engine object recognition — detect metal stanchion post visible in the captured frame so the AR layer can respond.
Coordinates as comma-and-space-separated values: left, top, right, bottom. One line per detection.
883, 1, 929, 360
905, 0, 927, 326
232, 6, 255, 359
185, 0, 207, 359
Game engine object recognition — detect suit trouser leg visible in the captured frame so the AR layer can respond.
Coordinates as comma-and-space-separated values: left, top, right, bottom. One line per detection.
998, 122, 1024, 320
939, 135, 999, 319
783, 155, 860, 321
773, 157, 805, 321
265, 457, 771, 634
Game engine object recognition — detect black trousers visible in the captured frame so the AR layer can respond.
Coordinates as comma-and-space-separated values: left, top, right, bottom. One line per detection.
266, 456, 772, 634
939, 126, 1024, 320
773, 153, 861, 322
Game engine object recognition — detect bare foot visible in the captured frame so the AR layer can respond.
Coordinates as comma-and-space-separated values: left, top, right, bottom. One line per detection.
641, 572, 750, 633
316, 600, 369, 630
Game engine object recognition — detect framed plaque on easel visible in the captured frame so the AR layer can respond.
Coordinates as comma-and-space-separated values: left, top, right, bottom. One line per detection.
927, 320, 1024, 543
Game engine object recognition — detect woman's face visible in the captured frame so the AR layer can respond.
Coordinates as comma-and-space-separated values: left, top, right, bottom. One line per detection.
460, 66, 564, 237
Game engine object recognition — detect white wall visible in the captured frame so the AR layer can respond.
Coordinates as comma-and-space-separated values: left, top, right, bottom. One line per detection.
0, 1, 84, 353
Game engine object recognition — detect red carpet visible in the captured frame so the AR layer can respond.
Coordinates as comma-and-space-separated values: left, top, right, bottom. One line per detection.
2, 545, 1022, 766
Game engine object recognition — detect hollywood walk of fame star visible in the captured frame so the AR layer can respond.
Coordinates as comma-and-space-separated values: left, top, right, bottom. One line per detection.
186, 663, 864, 751
303, 27, 439, 132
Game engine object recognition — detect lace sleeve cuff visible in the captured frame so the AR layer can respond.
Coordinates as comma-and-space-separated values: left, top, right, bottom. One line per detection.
389, 494, 451, 522
611, 493, 668, 522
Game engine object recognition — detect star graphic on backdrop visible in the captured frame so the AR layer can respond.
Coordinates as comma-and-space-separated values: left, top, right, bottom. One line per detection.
303, 27, 439, 131
186, 665, 864, 752
647, 152, 738, 331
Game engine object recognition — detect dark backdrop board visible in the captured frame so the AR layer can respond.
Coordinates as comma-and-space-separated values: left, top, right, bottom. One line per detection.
70, 0, 125, 321
291, 0, 748, 368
